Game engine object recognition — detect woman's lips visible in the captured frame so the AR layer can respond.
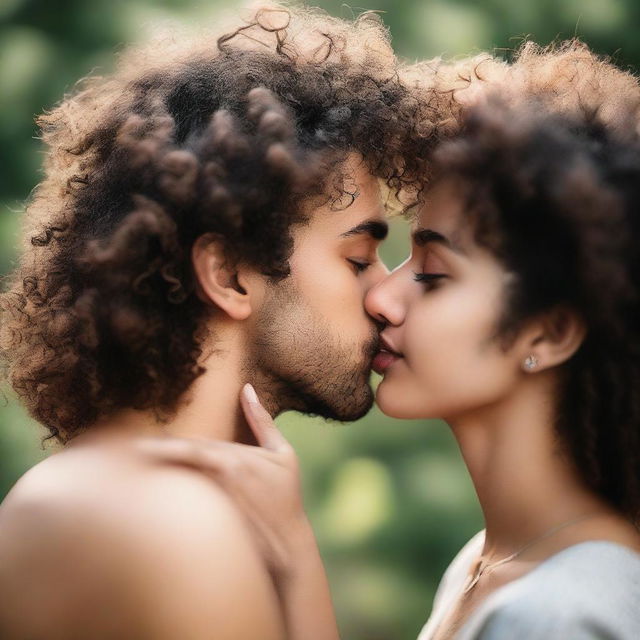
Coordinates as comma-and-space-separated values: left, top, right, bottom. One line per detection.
372, 349, 401, 374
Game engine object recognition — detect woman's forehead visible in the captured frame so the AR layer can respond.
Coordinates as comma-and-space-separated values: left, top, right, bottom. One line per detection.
416, 181, 465, 232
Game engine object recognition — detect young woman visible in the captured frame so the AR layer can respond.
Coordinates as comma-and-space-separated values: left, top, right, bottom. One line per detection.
367, 100, 640, 639
141, 97, 640, 639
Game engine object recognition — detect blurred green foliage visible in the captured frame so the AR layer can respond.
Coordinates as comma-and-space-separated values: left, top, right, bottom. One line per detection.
1, 1, 638, 638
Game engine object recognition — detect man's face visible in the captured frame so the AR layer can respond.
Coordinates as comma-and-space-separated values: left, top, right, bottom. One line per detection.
249, 159, 389, 420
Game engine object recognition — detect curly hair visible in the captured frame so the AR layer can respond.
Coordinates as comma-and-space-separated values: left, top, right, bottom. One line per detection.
430, 99, 640, 523
0, 3, 450, 444
407, 39, 640, 141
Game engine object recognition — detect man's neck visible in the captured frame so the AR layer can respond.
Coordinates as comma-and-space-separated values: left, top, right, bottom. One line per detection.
164, 341, 253, 443
85, 330, 264, 445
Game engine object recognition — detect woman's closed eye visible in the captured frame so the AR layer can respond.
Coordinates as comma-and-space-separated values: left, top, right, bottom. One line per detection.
413, 272, 449, 290
412, 248, 451, 289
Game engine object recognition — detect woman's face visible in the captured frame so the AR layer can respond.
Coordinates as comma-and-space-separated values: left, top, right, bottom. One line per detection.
365, 180, 526, 421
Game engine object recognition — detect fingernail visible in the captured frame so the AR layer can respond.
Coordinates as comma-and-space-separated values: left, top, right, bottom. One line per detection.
243, 383, 259, 404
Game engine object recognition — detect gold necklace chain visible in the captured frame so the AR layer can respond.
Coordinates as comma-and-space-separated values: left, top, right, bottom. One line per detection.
462, 512, 600, 594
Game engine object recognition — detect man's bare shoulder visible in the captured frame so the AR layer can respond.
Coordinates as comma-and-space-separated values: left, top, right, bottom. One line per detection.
0, 441, 284, 640
1, 440, 243, 534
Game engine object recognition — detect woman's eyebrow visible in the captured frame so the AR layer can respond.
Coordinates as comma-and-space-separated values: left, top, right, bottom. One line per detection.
412, 227, 466, 255
340, 220, 389, 240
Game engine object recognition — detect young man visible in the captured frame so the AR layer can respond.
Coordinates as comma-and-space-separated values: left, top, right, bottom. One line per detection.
0, 5, 437, 639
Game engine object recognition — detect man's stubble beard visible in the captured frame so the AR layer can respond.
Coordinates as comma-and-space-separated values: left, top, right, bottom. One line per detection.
246, 279, 379, 421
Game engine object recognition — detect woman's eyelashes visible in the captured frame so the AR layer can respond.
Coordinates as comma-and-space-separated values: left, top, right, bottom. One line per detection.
412, 249, 450, 290
413, 271, 449, 290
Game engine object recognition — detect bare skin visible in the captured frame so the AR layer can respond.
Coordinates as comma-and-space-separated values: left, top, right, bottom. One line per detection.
0, 159, 388, 640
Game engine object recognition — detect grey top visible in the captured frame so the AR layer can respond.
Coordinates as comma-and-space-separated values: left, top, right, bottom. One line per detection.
418, 531, 640, 640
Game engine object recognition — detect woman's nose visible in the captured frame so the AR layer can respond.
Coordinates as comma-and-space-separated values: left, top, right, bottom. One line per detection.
364, 266, 406, 327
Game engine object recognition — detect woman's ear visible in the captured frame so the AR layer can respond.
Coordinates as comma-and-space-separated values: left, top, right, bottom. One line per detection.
191, 234, 254, 320
518, 307, 587, 372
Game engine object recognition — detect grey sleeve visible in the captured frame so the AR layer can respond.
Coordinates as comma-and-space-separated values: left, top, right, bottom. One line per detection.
474, 604, 617, 640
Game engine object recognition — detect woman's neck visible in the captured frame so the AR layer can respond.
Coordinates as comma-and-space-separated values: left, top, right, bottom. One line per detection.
448, 373, 609, 557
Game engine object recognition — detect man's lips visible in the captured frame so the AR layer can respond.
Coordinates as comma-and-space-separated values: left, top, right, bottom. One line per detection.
372, 336, 403, 375
372, 350, 401, 374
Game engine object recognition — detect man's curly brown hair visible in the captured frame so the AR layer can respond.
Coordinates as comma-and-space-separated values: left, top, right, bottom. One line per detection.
0, 4, 450, 444
431, 99, 640, 523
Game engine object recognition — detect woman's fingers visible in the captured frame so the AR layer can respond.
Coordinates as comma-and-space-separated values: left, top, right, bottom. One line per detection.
133, 407, 306, 579
241, 383, 295, 455
133, 382, 296, 477
136, 436, 229, 471
135, 435, 271, 474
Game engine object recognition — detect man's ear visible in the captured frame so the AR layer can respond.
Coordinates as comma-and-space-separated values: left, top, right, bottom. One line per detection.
191, 234, 253, 320
517, 307, 587, 372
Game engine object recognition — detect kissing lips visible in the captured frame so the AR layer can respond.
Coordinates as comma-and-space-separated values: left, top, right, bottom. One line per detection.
372, 336, 403, 375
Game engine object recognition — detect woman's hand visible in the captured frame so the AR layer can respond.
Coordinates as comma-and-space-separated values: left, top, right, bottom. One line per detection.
135, 384, 340, 640
135, 384, 311, 580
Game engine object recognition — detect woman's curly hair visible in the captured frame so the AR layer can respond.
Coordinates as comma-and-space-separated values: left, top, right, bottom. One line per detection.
0, 3, 450, 444
431, 99, 640, 523
408, 39, 640, 140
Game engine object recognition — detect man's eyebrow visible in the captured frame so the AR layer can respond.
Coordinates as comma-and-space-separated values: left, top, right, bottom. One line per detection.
412, 227, 465, 254
340, 220, 389, 240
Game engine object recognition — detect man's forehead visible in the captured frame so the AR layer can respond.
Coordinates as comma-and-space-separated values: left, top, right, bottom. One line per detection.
300, 154, 386, 235
313, 195, 387, 238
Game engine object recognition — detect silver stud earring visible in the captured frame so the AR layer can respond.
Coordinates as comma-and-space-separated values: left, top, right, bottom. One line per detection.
523, 355, 539, 371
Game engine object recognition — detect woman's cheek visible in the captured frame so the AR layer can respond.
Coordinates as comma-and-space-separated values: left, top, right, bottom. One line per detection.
402, 302, 439, 368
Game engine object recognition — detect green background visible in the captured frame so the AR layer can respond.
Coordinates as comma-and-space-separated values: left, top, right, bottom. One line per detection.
1, 1, 637, 638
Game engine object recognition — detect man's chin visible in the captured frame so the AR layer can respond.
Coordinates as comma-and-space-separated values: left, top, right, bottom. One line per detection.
337, 396, 375, 421
261, 356, 377, 422
309, 377, 375, 422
